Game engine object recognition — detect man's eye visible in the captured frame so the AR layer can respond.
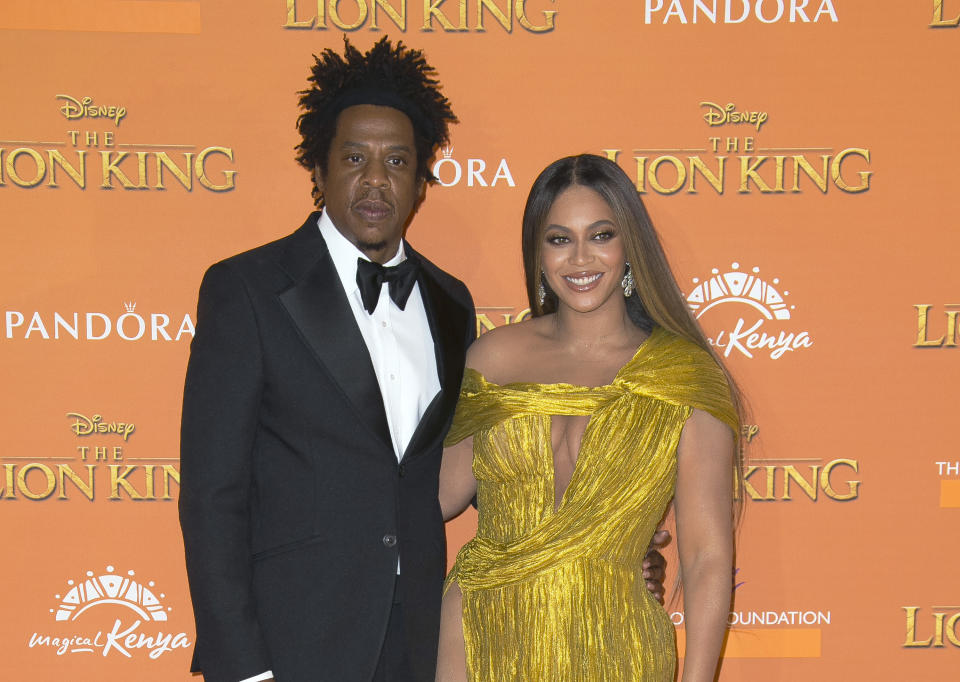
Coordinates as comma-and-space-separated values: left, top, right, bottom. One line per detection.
347, 154, 363, 163
387, 157, 408, 167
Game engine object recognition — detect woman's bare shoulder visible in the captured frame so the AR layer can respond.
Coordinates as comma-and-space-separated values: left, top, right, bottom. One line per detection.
466, 316, 552, 384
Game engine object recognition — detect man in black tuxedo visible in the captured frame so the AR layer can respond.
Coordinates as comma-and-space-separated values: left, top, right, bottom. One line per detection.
179, 38, 472, 682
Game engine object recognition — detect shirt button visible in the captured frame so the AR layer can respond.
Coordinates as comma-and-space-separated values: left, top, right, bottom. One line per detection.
398, 464, 407, 478
390, 374, 396, 381
382, 534, 397, 547
381, 321, 388, 328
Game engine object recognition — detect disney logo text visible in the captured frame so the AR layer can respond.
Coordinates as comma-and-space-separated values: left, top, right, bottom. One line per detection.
56, 95, 126, 126
700, 101, 768, 132
66, 413, 135, 441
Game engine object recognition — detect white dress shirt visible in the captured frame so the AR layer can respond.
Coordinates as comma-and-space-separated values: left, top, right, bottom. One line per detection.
318, 209, 441, 460
238, 211, 440, 682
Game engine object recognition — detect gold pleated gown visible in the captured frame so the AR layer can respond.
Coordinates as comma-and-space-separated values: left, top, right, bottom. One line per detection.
444, 327, 737, 681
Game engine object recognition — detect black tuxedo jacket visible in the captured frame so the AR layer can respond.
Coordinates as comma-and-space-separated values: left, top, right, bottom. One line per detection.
179, 213, 475, 682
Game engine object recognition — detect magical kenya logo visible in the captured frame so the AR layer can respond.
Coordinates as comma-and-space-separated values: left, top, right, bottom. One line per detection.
28, 565, 191, 660
686, 262, 812, 360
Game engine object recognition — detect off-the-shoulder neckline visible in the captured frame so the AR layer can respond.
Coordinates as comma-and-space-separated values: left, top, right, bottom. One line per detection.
464, 326, 668, 390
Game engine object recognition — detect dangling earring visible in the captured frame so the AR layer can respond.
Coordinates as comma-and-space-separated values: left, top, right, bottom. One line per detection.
538, 271, 550, 306
621, 262, 635, 297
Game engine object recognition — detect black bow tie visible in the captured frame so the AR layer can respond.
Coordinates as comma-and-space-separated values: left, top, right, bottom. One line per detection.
355, 257, 420, 314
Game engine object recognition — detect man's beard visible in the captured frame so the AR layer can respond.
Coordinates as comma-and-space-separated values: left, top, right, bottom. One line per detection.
356, 239, 388, 254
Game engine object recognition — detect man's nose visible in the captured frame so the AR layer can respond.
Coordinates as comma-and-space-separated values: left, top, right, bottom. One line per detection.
362, 161, 388, 188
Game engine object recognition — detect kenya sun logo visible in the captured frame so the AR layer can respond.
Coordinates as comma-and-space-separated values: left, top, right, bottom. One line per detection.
686, 262, 793, 321
52, 565, 169, 622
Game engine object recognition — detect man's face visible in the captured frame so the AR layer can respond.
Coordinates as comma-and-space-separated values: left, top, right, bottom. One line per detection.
318, 104, 422, 264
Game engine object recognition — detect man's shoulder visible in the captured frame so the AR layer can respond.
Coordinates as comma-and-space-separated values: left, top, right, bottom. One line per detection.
409, 246, 474, 312
204, 213, 322, 282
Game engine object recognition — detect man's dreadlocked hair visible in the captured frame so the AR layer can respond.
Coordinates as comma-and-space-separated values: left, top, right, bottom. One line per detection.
296, 36, 457, 207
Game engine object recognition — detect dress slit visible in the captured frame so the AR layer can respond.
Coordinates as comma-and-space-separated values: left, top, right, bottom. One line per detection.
547, 412, 594, 514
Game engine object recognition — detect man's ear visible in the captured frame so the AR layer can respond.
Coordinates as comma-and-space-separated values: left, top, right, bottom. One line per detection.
409, 177, 428, 216
313, 164, 325, 194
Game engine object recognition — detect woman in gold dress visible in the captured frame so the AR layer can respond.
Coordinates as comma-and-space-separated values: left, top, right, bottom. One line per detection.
436, 154, 741, 682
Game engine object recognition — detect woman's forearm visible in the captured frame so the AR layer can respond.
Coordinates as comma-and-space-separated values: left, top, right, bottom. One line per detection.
679, 549, 732, 682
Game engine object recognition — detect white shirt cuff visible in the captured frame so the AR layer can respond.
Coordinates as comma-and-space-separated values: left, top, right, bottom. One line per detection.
238, 672, 273, 682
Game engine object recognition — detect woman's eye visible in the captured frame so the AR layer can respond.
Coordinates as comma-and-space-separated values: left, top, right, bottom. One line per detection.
546, 234, 568, 245
593, 231, 614, 241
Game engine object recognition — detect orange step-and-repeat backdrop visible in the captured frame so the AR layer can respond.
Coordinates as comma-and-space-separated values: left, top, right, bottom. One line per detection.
2, 1, 958, 680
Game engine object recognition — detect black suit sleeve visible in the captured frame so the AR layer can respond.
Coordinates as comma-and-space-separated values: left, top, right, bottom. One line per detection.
464, 292, 477, 350
179, 261, 272, 681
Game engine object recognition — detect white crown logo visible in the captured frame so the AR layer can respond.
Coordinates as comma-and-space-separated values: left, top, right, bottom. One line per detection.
686, 263, 793, 321
123, 301, 136, 313
51, 565, 169, 622
441, 146, 454, 159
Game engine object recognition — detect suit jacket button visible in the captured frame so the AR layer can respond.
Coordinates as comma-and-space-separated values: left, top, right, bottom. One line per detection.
382, 534, 397, 547
398, 464, 406, 478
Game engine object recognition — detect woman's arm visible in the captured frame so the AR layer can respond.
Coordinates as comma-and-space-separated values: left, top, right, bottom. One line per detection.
674, 408, 735, 682
439, 435, 477, 521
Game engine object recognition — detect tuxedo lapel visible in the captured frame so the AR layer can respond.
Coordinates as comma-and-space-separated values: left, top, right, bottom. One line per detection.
276, 216, 392, 452
402, 250, 471, 461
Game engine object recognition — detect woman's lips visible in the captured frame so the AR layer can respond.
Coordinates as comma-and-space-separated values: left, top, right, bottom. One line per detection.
561, 272, 603, 292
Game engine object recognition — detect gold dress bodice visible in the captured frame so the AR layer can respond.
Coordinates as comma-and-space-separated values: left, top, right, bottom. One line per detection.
444, 327, 737, 681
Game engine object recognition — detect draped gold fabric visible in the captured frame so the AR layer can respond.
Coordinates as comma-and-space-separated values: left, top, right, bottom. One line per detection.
444, 327, 737, 681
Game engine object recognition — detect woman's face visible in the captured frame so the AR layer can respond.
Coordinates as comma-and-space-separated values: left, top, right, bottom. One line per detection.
541, 184, 628, 316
